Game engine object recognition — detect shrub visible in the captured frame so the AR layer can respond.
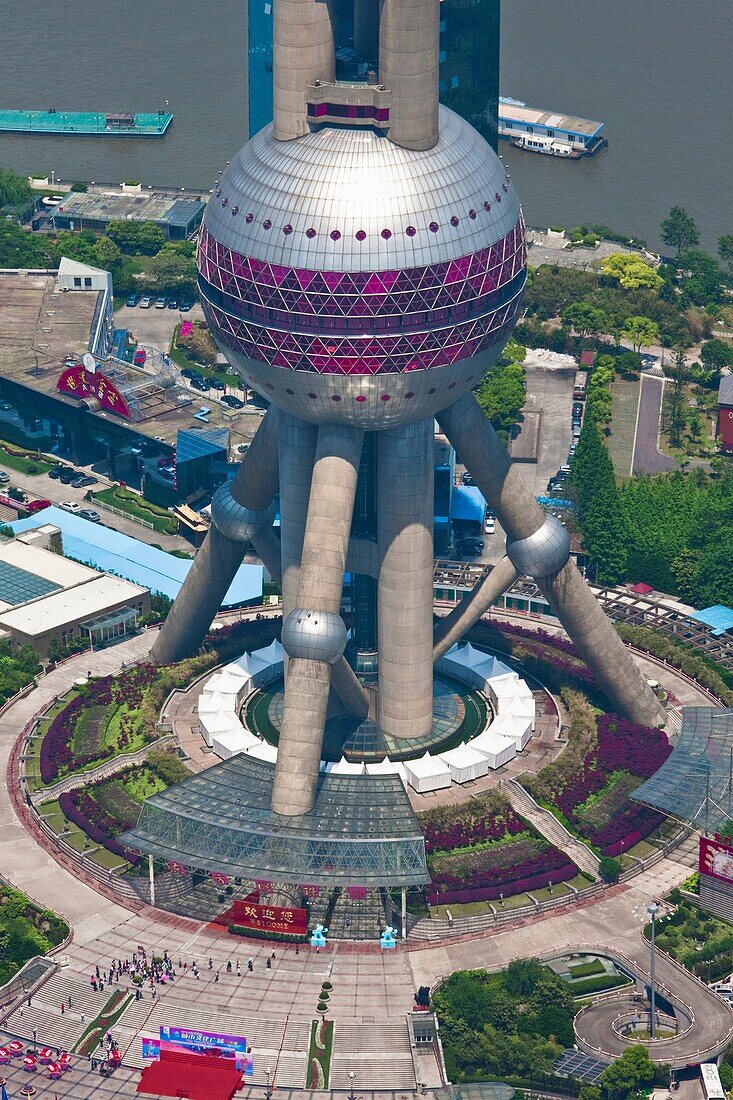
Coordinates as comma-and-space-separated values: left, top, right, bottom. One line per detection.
599, 857, 622, 883
227, 924, 308, 943
569, 973, 629, 996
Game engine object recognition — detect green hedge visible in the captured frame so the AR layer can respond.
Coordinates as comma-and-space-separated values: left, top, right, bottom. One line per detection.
227, 923, 308, 944
568, 960, 605, 979
570, 973, 629, 997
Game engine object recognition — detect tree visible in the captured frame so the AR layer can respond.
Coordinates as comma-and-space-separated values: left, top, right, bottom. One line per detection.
700, 338, 733, 372
92, 236, 123, 272
599, 856, 621, 883
622, 315, 659, 354
718, 235, 733, 275
106, 219, 165, 255
475, 360, 526, 435
600, 252, 663, 291
660, 206, 700, 254
601, 1046, 656, 1098
667, 348, 687, 448
504, 957, 545, 997
571, 417, 629, 583
562, 301, 607, 338
675, 248, 724, 308
0, 221, 52, 268
0, 166, 32, 207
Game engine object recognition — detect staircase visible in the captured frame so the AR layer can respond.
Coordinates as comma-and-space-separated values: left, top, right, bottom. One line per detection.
503, 778, 600, 877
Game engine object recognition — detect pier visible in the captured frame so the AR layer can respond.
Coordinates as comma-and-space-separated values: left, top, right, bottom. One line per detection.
0, 108, 173, 136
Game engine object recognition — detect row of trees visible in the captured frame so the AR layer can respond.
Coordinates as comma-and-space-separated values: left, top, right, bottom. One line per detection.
571, 412, 629, 583
474, 338, 527, 436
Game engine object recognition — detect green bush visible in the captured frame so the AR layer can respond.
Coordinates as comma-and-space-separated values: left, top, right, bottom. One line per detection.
227, 923, 308, 944
599, 856, 622, 883
567, 960, 605, 979
569, 973, 629, 996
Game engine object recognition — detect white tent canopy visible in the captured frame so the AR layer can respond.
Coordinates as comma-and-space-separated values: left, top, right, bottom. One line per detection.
438, 744, 490, 783
245, 740, 279, 762
403, 752, 452, 793
211, 726, 260, 760
252, 639, 285, 665
469, 729, 517, 769
488, 713, 533, 751
227, 651, 271, 681
365, 757, 398, 775
327, 756, 366, 775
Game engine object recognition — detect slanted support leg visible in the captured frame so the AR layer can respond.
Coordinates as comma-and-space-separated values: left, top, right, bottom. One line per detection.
272, 424, 364, 816
433, 555, 519, 662
439, 394, 665, 728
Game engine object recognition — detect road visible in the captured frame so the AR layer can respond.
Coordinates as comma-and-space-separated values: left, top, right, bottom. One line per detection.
632, 374, 676, 475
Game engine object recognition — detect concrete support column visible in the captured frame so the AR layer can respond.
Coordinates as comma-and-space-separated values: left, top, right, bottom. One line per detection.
274, 0, 335, 140
148, 854, 156, 907
150, 409, 280, 665
438, 394, 665, 728
379, 0, 439, 150
354, 0, 380, 59
272, 425, 364, 816
279, 413, 318, 631
433, 555, 519, 662
377, 417, 434, 739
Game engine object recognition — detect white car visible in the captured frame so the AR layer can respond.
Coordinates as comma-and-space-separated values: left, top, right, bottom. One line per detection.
60, 501, 82, 513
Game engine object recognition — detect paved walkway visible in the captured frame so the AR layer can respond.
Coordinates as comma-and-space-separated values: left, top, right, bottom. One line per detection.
632, 374, 676, 475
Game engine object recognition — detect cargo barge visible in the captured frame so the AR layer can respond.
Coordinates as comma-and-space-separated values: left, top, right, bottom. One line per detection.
0, 108, 173, 136
498, 97, 607, 158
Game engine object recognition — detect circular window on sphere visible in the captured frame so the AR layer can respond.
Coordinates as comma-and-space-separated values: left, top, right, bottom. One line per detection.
450, 216, 460, 227
307, 392, 317, 400
355, 230, 366, 241
404, 391, 415, 399
262, 219, 272, 230
380, 394, 391, 402
483, 201, 491, 211
331, 394, 342, 402
355, 395, 367, 403
429, 222, 439, 233
495, 192, 502, 202
285, 388, 295, 395
381, 228, 392, 239
330, 230, 341, 241
306, 228, 317, 239
245, 213, 254, 223
468, 209, 477, 220
405, 226, 417, 237
283, 224, 293, 235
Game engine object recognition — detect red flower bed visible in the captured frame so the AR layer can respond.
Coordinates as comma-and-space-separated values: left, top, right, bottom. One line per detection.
59, 790, 139, 864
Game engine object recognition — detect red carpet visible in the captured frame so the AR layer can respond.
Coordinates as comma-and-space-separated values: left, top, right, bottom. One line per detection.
137, 1048, 243, 1099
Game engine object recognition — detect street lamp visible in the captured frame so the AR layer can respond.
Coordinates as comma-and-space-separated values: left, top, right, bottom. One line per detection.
348, 1070, 357, 1100
264, 1067, 273, 1100
647, 901, 660, 1040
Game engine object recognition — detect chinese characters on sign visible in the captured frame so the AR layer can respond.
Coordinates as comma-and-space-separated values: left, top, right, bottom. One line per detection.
231, 899, 308, 936
57, 364, 132, 419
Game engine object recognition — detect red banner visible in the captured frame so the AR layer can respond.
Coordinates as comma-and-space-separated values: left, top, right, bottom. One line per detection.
57, 364, 131, 419
230, 899, 307, 936
699, 835, 733, 884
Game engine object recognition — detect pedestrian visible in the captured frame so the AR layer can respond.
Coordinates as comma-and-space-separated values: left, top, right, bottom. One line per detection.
91, 1057, 97, 1070
68, 994, 72, 1007
208, 957, 213, 969
214, 971, 220, 983
266, 957, 271, 970
247, 958, 253, 972
236, 961, 241, 976
226, 960, 232, 973
295, 945, 299, 956
81, 1012, 86, 1023
271, 950, 276, 960
27, 996, 31, 1007
60, 1003, 65, 1014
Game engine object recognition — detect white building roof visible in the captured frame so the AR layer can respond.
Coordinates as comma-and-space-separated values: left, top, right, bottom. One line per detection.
0, 539, 95, 587
0, 574, 145, 637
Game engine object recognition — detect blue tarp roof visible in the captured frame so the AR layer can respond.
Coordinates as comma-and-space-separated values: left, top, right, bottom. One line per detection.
8, 507, 263, 606
690, 605, 733, 637
451, 485, 486, 523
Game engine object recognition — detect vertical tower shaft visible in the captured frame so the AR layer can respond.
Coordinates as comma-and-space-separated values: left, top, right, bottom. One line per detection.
377, 418, 435, 738
273, 0, 335, 140
379, 0, 440, 150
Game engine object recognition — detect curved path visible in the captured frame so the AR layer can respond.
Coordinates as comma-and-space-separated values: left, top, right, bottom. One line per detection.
1, 631, 731, 1096
572, 938, 733, 1067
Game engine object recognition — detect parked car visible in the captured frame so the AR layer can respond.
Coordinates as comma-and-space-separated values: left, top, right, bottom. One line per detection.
139, 296, 153, 309
125, 294, 140, 307
456, 537, 484, 557
79, 508, 101, 523
48, 466, 62, 480
133, 348, 147, 367
58, 468, 80, 484
191, 377, 211, 391
178, 300, 194, 312
180, 367, 200, 380
167, 300, 179, 310
0, 402, 13, 412
209, 377, 225, 391
154, 297, 167, 310
25, 499, 52, 514
221, 394, 244, 409
71, 475, 97, 488
0, 471, 9, 485
572, 402, 584, 419
60, 501, 82, 513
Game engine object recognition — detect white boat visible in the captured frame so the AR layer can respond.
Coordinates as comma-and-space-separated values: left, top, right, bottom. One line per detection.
509, 133, 581, 158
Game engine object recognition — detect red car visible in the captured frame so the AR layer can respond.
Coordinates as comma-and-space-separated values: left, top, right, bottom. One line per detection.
26, 499, 52, 513
133, 348, 147, 366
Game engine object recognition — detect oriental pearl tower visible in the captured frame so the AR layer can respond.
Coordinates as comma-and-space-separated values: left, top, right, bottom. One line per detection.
152, 0, 664, 816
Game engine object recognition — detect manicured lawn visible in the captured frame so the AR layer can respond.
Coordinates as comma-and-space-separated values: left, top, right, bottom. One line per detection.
93, 486, 177, 534
0, 440, 55, 475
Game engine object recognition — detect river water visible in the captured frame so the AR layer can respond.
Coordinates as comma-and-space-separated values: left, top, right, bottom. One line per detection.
0, 0, 729, 251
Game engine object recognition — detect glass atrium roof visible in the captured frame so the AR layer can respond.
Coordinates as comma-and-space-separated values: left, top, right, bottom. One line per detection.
632, 707, 733, 833
0, 560, 60, 605
120, 755, 429, 888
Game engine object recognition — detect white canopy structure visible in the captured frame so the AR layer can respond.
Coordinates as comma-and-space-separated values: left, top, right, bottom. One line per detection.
326, 757, 366, 775
245, 740, 279, 763
197, 690, 230, 715
211, 726, 260, 760
469, 728, 517, 769
252, 639, 285, 667
488, 713, 533, 751
487, 673, 522, 714
226, 650, 272, 683
365, 757, 398, 775
403, 752, 452, 793
207, 667, 251, 696
438, 744, 490, 783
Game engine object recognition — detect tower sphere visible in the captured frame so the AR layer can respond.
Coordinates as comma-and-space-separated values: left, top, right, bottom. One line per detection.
199, 107, 526, 428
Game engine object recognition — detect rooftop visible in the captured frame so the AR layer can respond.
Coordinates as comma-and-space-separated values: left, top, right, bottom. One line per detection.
498, 102, 603, 138
8, 507, 263, 605
55, 190, 204, 228
121, 754, 429, 888
690, 605, 733, 637
0, 272, 256, 450
0, 573, 145, 636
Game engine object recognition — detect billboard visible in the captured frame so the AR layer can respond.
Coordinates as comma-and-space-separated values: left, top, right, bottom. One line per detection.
699, 835, 733, 884
142, 1029, 253, 1075
230, 898, 308, 936
57, 364, 131, 419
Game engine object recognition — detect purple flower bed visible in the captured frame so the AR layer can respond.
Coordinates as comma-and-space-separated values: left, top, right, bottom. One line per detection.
544, 714, 671, 856
428, 846, 577, 905
39, 665, 157, 783
422, 805, 526, 855
58, 790, 139, 864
